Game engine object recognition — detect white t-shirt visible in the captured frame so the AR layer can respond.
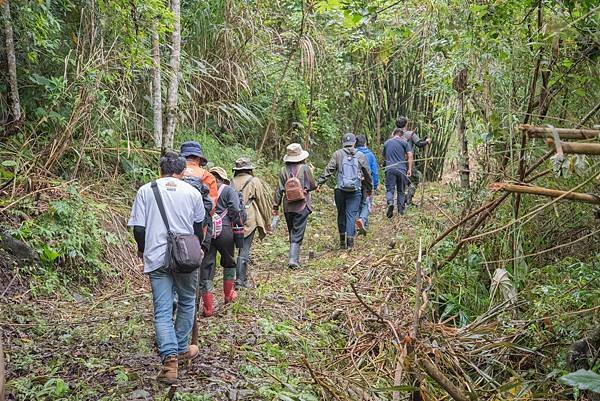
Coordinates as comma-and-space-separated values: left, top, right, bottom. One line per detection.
128, 177, 205, 273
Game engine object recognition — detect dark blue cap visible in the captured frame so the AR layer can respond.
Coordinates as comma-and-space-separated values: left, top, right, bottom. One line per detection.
180, 141, 207, 163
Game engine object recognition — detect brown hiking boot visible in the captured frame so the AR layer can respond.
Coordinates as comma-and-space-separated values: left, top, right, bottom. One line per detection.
157, 355, 178, 384
356, 218, 367, 236
178, 344, 199, 361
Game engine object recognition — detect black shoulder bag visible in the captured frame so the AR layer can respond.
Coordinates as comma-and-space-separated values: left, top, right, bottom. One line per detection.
151, 181, 204, 274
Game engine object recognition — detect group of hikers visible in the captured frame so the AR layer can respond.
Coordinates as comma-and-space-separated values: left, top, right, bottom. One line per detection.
128, 116, 430, 383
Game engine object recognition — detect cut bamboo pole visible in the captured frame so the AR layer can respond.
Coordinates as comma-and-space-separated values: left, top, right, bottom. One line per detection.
530, 132, 599, 140
518, 124, 600, 139
490, 182, 600, 205
546, 139, 600, 155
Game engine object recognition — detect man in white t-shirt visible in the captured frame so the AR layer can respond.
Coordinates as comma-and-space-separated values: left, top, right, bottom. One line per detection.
128, 151, 205, 384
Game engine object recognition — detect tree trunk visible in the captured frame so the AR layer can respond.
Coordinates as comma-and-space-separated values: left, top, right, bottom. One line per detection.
151, 19, 163, 148
454, 68, 470, 189
163, 0, 181, 151
2, 0, 21, 122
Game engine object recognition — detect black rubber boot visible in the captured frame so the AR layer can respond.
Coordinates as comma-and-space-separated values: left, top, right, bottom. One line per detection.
235, 257, 250, 289
288, 243, 301, 269
386, 204, 394, 218
339, 233, 347, 249
346, 236, 355, 249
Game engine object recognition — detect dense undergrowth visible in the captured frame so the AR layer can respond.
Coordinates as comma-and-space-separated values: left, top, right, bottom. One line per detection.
2, 0, 600, 398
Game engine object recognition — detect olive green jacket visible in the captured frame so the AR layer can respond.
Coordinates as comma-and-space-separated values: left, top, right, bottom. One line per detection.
232, 173, 272, 239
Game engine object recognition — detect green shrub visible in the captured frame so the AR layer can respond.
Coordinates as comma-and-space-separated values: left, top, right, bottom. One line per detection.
14, 185, 115, 293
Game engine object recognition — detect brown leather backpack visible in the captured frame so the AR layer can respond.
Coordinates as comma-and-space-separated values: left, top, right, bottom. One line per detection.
284, 165, 306, 203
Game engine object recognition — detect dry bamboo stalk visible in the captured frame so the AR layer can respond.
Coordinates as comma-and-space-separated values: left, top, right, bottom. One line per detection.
518, 124, 600, 138
490, 182, 600, 204
546, 139, 600, 155
529, 132, 599, 140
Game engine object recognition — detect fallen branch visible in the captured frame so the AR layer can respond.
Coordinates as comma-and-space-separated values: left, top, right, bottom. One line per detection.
302, 357, 344, 400
420, 359, 473, 401
350, 282, 385, 323
428, 198, 500, 251
349, 282, 403, 344
490, 182, 600, 205
436, 195, 508, 269
576, 100, 600, 128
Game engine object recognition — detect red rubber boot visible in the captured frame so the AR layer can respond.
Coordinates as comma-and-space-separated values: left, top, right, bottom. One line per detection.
202, 292, 215, 317
223, 280, 238, 303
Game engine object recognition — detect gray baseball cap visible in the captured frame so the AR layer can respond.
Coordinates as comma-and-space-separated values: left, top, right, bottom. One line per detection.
342, 133, 356, 147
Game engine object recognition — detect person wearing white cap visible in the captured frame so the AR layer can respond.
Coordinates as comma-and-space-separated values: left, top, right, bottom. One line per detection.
316, 133, 373, 250
273, 143, 317, 268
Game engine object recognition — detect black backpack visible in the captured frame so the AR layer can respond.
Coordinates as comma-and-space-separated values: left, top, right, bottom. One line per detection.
182, 177, 214, 240
236, 177, 254, 225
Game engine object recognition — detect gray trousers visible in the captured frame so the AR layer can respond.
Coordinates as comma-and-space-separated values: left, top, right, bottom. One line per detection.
406, 169, 422, 204
235, 229, 256, 287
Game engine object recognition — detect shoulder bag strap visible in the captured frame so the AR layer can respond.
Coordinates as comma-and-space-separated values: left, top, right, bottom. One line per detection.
240, 176, 256, 207
151, 181, 172, 235
240, 176, 254, 192
286, 164, 301, 179
295, 164, 306, 186
215, 185, 229, 218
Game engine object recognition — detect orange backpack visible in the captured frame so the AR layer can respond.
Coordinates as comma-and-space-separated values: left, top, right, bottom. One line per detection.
284, 165, 306, 203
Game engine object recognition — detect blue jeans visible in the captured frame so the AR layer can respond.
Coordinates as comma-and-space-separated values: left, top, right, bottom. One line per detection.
334, 189, 362, 238
358, 195, 372, 228
149, 266, 198, 359
385, 169, 407, 213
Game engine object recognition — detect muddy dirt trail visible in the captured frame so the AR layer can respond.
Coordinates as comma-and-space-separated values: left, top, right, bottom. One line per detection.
4, 187, 446, 401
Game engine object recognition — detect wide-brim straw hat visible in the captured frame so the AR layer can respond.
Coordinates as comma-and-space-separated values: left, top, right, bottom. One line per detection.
209, 166, 230, 184
232, 157, 255, 171
283, 143, 309, 163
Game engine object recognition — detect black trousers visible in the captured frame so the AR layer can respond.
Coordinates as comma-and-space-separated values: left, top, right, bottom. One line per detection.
200, 225, 236, 283
284, 208, 310, 245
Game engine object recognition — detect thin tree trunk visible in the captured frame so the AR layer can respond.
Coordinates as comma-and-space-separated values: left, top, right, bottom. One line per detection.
2, 0, 21, 122
375, 73, 384, 147
163, 0, 181, 151
454, 68, 470, 189
151, 19, 163, 148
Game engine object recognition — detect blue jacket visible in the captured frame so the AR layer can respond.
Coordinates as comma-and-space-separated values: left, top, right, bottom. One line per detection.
356, 146, 379, 189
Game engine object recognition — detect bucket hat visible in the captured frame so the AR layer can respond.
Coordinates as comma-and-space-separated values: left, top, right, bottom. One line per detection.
233, 157, 255, 171
283, 143, 309, 163
342, 133, 356, 147
180, 141, 208, 164
209, 166, 230, 184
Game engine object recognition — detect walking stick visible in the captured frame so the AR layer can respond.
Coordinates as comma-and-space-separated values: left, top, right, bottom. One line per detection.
190, 268, 202, 346
0, 334, 5, 401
